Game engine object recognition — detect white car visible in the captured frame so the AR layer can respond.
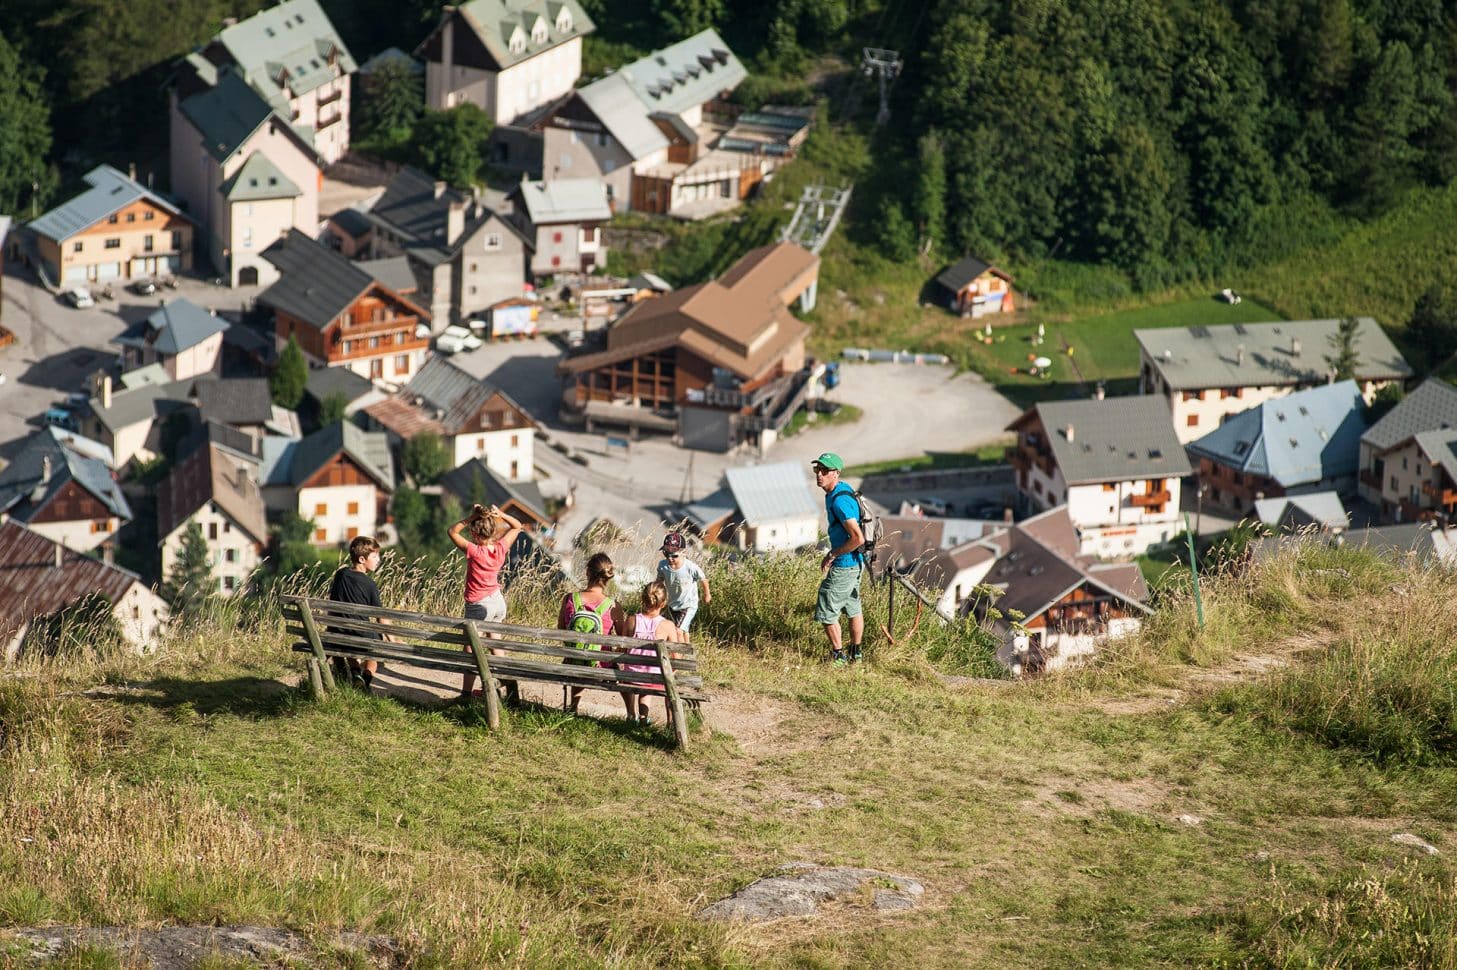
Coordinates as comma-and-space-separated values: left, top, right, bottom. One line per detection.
63, 286, 95, 309
435, 325, 483, 355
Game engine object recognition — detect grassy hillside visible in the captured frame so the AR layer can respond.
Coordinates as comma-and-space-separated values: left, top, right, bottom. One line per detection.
3, 547, 1456, 966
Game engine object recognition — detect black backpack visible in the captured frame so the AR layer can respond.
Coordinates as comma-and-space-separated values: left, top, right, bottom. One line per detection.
830, 483, 881, 570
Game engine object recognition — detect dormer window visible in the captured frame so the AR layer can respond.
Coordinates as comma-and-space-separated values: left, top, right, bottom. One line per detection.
557, 10, 572, 31
531, 21, 547, 44
508, 26, 526, 53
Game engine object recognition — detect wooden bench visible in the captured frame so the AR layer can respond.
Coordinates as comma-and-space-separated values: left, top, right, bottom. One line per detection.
282, 595, 708, 748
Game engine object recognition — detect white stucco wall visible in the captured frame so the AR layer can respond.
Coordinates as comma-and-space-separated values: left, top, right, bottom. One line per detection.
341, 346, 428, 383
114, 583, 170, 650
166, 331, 225, 381
746, 514, 818, 553
160, 505, 264, 597
298, 483, 380, 545
450, 428, 534, 480
27, 517, 119, 553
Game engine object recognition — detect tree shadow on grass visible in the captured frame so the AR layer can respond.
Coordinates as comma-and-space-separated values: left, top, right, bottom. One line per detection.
104, 676, 297, 719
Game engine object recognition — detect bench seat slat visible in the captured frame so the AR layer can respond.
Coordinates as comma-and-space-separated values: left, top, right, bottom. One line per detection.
287, 616, 472, 646
292, 642, 707, 698
284, 622, 699, 673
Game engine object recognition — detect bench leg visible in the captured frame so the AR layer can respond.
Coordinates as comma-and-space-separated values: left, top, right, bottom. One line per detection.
655, 643, 691, 751
462, 621, 501, 732
306, 658, 325, 701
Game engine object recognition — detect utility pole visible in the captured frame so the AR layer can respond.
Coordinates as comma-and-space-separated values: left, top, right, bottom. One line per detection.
862, 47, 902, 126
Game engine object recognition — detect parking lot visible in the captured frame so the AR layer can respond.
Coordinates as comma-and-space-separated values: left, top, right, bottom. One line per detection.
0, 264, 261, 460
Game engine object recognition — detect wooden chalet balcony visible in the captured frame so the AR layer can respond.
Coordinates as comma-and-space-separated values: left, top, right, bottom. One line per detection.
1421, 480, 1457, 505
1359, 469, 1384, 490
317, 87, 344, 107
342, 315, 420, 339
1007, 442, 1054, 476
317, 109, 342, 131
1129, 489, 1172, 508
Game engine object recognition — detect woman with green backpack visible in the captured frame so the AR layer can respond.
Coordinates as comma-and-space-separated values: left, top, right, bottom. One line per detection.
557, 552, 627, 715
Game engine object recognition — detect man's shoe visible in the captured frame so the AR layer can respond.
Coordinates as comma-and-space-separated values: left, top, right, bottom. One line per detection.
829, 649, 848, 667
848, 646, 863, 663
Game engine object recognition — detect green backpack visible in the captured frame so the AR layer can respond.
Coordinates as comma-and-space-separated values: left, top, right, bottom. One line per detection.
568, 593, 613, 666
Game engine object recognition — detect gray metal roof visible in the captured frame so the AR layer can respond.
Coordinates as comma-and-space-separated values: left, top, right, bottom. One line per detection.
258, 229, 376, 329
28, 165, 187, 242
364, 167, 514, 265
0, 427, 133, 523
1136, 318, 1413, 391
114, 298, 229, 355
271, 421, 394, 490
513, 178, 610, 224
576, 71, 669, 159
178, 69, 281, 163
305, 365, 375, 404
88, 381, 185, 433
215, 0, 357, 102
192, 377, 274, 425
358, 256, 417, 294
1361, 377, 1457, 451
329, 206, 374, 237
1187, 380, 1368, 487
220, 151, 302, 201
681, 486, 735, 531
615, 28, 745, 117
438, 458, 549, 523
120, 364, 171, 388
426, 0, 595, 71
1253, 491, 1349, 532
724, 461, 820, 525
935, 256, 993, 293
1017, 396, 1193, 484
404, 356, 524, 435
1412, 428, 1457, 484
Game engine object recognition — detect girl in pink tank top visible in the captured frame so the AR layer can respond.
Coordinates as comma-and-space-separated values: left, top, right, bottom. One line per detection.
620, 580, 682, 726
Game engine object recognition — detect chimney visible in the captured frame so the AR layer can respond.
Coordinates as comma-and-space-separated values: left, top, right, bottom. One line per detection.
40, 455, 51, 485
1093, 382, 1105, 401
1291, 336, 1301, 356
102, 542, 114, 566
434, 180, 448, 199
102, 375, 112, 410
128, 162, 137, 181
222, 16, 237, 27
446, 200, 466, 245
1065, 423, 1075, 443
1236, 344, 1244, 365
53, 543, 63, 569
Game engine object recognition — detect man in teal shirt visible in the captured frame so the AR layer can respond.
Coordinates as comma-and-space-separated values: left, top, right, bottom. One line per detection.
812, 452, 864, 665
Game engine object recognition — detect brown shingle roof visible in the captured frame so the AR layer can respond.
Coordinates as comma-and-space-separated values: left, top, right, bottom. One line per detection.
0, 521, 150, 645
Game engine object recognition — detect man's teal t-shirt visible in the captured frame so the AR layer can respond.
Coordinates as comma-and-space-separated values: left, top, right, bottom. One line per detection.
825, 482, 861, 568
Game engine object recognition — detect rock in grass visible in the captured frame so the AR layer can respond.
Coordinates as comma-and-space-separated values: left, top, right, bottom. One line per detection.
1391, 833, 1440, 855
7, 926, 398, 968
698, 863, 925, 922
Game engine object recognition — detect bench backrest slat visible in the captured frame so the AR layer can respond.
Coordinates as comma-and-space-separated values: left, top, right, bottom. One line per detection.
286, 595, 690, 655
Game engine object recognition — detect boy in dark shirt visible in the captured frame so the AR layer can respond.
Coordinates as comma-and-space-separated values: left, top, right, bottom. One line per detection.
329, 535, 385, 688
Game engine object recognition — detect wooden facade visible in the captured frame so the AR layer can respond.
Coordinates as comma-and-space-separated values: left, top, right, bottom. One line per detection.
1197, 456, 1284, 513
27, 481, 116, 530
300, 453, 391, 524
274, 284, 428, 371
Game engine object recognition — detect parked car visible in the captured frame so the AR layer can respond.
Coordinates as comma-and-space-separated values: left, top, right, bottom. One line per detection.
915, 496, 950, 517
435, 325, 483, 355
63, 286, 95, 309
128, 278, 157, 296
43, 407, 79, 431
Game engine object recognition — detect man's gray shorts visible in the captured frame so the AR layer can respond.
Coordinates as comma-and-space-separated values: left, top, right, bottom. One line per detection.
816, 565, 863, 623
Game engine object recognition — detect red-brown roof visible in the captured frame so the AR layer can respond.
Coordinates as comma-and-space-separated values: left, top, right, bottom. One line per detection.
0, 521, 150, 644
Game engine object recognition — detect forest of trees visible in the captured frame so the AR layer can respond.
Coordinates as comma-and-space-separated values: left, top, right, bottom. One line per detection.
2, 0, 1456, 291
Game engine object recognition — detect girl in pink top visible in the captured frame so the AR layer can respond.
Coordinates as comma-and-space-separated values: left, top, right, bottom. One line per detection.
449, 503, 523, 699
619, 579, 683, 727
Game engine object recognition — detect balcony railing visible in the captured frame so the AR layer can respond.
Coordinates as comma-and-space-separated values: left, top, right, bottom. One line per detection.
1421, 480, 1457, 505
317, 110, 342, 131
1130, 489, 1171, 508
317, 87, 344, 107
1359, 469, 1382, 489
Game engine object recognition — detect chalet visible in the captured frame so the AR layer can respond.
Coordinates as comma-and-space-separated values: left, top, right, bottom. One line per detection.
113, 298, 229, 381
363, 356, 535, 478
25, 165, 194, 286
722, 462, 820, 553
1136, 319, 1412, 444
559, 242, 819, 452
303, 366, 388, 421
538, 30, 752, 215
416, 0, 594, 123
507, 177, 610, 275
1357, 377, 1457, 523
170, 69, 322, 287
157, 425, 268, 596
1187, 380, 1368, 515
439, 458, 551, 530
969, 507, 1149, 673
934, 257, 1015, 317
259, 421, 395, 545
1007, 395, 1192, 558
363, 166, 533, 328
259, 229, 432, 383
0, 521, 168, 660
0, 428, 131, 552
871, 514, 1003, 615
172, 0, 356, 165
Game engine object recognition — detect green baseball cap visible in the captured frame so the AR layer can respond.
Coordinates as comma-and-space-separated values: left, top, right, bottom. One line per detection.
811, 452, 844, 471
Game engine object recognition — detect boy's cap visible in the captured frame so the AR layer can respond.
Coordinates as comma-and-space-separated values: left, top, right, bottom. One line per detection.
811, 452, 844, 471
661, 532, 686, 553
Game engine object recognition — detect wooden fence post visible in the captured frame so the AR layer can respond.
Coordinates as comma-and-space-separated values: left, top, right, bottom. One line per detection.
462, 621, 501, 732
298, 598, 336, 692
655, 641, 690, 750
